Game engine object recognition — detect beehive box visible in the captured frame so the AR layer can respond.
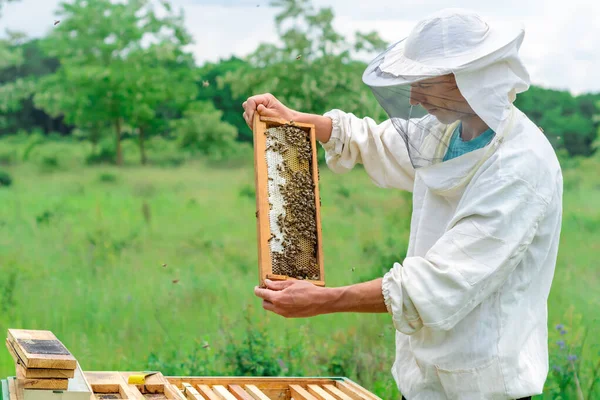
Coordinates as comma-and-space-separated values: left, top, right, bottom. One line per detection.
3, 372, 382, 400
168, 376, 382, 400
2, 329, 383, 400
252, 115, 325, 287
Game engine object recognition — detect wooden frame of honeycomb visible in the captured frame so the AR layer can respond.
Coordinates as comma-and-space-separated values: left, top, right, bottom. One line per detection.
252, 114, 325, 288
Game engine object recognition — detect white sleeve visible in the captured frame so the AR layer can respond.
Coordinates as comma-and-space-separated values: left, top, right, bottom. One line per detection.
381, 166, 553, 334
320, 109, 415, 192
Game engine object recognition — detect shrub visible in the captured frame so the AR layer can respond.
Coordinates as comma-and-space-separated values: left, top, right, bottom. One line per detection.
0, 170, 12, 187
97, 172, 118, 183
238, 184, 255, 199
86, 141, 117, 165
172, 101, 242, 161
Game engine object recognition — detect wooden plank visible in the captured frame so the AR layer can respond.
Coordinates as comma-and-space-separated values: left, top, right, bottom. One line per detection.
339, 381, 380, 400
258, 117, 315, 129
253, 112, 273, 288
166, 378, 333, 389
181, 383, 204, 400
166, 378, 338, 400
164, 384, 187, 400
332, 383, 369, 400
5, 339, 24, 366
123, 383, 144, 400
15, 366, 69, 390
264, 275, 325, 287
7, 330, 77, 370
19, 363, 92, 400
321, 385, 353, 400
265, 274, 289, 281
84, 372, 143, 400
15, 364, 75, 379
120, 372, 166, 394
12, 378, 23, 400
15, 377, 69, 390
85, 372, 123, 393
226, 386, 253, 400
309, 123, 325, 285
170, 385, 187, 400
211, 386, 236, 400
143, 395, 168, 400
7, 378, 18, 400
242, 385, 270, 400
195, 386, 219, 400
288, 385, 317, 400
306, 385, 336, 400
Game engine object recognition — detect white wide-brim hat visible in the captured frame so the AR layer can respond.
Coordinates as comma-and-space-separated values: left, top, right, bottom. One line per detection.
363, 8, 526, 87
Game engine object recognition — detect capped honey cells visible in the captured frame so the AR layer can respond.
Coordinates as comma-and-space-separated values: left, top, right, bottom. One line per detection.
264, 124, 320, 280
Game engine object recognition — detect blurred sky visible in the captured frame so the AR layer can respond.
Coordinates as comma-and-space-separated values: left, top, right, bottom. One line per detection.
1, 0, 598, 95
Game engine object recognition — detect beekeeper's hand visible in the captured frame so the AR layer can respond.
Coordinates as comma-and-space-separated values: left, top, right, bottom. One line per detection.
254, 279, 327, 318
242, 93, 296, 129
254, 278, 388, 318
242, 93, 333, 143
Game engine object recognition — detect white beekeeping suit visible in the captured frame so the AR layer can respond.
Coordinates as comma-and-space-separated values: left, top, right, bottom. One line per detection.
320, 8, 563, 400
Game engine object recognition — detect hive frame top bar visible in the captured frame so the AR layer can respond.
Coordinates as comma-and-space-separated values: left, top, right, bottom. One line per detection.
258, 116, 315, 129
253, 114, 325, 288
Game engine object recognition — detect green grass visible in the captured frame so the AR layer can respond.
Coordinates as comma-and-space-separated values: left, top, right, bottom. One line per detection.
0, 140, 599, 399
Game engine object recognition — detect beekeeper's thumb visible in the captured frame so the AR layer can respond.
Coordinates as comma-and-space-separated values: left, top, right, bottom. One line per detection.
257, 104, 279, 118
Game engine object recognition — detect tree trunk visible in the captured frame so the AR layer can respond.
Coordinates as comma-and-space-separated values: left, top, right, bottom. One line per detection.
115, 118, 122, 166
91, 125, 99, 154
139, 127, 147, 165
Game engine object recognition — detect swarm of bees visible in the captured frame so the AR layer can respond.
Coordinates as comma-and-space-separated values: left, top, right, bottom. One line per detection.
265, 125, 319, 280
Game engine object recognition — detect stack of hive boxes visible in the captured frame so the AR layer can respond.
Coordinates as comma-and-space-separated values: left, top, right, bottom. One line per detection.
3, 329, 92, 400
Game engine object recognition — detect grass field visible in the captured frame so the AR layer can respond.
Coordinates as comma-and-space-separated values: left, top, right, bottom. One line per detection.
0, 138, 598, 399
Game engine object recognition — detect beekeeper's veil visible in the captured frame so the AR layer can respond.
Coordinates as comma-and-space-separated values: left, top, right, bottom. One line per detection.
363, 8, 530, 169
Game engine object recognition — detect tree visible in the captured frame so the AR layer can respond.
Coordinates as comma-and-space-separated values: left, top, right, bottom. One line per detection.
0, 0, 35, 133
196, 56, 252, 142
0, 38, 66, 136
222, 0, 389, 123
172, 101, 240, 161
124, 42, 198, 164
515, 86, 600, 156
33, 0, 197, 165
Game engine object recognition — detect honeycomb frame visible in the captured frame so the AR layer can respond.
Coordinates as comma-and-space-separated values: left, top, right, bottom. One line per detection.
253, 114, 325, 288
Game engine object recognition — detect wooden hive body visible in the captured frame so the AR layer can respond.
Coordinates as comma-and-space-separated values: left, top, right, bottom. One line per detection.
4, 372, 383, 400
3, 331, 382, 400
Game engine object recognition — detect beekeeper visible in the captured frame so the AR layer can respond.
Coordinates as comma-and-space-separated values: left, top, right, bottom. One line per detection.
244, 8, 562, 400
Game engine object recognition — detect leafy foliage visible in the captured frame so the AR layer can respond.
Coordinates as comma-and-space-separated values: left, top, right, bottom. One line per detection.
0, 170, 12, 187
32, 0, 198, 165
0, 38, 65, 136
172, 101, 242, 161
196, 57, 253, 142
514, 86, 599, 156
223, 0, 389, 122
0, 0, 598, 161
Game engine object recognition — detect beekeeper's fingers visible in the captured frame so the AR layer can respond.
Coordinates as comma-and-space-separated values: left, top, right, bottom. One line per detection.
264, 278, 295, 291
254, 285, 279, 303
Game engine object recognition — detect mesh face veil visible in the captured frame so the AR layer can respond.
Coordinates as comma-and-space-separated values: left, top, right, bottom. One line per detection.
362, 9, 531, 170
368, 62, 489, 169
